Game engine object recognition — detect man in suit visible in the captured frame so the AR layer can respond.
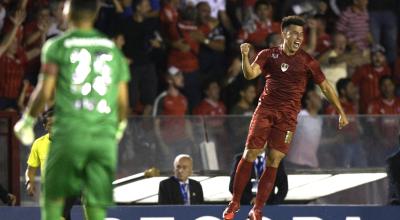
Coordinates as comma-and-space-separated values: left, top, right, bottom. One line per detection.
229, 151, 288, 205
158, 154, 204, 205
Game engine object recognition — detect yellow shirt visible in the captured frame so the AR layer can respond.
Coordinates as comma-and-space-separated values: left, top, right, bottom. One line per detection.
27, 133, 50, 175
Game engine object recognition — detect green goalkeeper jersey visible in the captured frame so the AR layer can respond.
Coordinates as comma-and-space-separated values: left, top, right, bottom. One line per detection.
41, 29, 130, 138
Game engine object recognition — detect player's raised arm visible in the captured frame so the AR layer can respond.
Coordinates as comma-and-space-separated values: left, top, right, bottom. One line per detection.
241, 43, 262, 80
318, 79, 349, 129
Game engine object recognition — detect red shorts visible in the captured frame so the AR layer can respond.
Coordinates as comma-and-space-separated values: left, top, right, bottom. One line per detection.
245, 107, 296, 154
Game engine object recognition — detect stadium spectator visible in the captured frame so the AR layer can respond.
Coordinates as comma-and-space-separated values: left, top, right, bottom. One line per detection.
186, 0, 234, 34
237, 0, 280, 50
0, 10, 38, 111
336, 0, 371, 51
25, 108, 79, 220
158, 154, 204, 205
23, 6, 50, 84
159, 0, 179, 32
352, 44, 391, 113
313, 14, 331, 56
47, 0, 67, 38
228, 83, 257, 153
154, 67, 194, 164
0, 184, 16, 206
164, 3, 202, 111
367, 76, 400, 154
194, 1, 226, 81
122, 0, 162, 115
325, 78, 366, 168
193, 80, 226, 116
229, 150, 288, 205
95, 0, 124, 36
230, 83, 257, 115
318, 32, 349, 92
286, 88, 323, 168
368, 0, 398, 68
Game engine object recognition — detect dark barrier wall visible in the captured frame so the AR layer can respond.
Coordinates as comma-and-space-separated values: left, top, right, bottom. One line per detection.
1, 206, 400, 220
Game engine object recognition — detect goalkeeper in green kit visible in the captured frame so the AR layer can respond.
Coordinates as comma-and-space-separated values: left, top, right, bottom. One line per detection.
14, 0, 130, 219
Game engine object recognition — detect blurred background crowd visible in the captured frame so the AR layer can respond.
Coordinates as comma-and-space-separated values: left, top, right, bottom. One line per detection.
1, 0, 400, 118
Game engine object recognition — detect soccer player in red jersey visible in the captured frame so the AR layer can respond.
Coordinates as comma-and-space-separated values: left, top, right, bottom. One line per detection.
222, 15, 349, 220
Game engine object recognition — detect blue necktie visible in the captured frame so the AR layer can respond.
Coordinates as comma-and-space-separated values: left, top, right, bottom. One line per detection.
180, 183, 189, 205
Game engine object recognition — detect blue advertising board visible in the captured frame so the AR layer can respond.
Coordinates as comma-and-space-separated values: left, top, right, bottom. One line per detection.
1, 205, 399, 220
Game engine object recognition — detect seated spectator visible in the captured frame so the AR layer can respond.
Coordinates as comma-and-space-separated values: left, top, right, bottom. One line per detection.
122, 0, 162, 115
229, 150, 288, 205
154, 67, 194, 164
153, 66, 188, 116
352, 45, 391, 113
237, 0, 280, 50
325, 78, 366, 168
193, 1, 226, 81
336, 0, 371, 51
158, 154, 204, 205
286, 88, 322, 168
230, 83, 257, 115
193, 80, 226, 116
367, 76, 400, 153
0, 184, 16, 206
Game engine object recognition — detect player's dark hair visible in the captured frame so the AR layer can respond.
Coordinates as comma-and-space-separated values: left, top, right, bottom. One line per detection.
336, 78, 351, 97
301, 84, 316, 108
41, 107, 54, 125
379, 75, 393, 87
254, 0, 272, 12
265, 32, 280, 48
69, 0, 100, 22
281, 15, 306, 31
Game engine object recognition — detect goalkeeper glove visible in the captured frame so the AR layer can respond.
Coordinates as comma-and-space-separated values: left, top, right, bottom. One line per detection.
14, 113, 36, 145
116, 119, 127, 142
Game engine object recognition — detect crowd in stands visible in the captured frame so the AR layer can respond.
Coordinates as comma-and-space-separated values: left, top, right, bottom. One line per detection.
1, 0, 400, 119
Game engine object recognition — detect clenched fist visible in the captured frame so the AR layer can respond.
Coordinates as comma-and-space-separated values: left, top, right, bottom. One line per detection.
240, 43, 251, 56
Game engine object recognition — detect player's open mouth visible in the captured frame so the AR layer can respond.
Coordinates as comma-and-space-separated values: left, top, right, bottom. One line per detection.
293, 41, 301, 49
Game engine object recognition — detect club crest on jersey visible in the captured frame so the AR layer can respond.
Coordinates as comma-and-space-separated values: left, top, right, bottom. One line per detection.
281, 63, 289, 72
272, 53, 279, 59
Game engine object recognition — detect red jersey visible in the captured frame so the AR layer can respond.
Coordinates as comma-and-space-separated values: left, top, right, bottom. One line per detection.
367, 97, 400, 148
193, 99, 226, 127
158, 93, 188, 143
160, 93, 188, 115
315, 33, 331, 56
352, 64, 391, 114
237, 19, 280, 46
0, 50, 27, 99
167, 21, 199, 73
193, 99, 226, 116
254, 47, 326, 122
325, 99, 359, 139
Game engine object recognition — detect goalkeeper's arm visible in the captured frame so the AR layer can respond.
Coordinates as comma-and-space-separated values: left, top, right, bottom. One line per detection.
14, 63, 57, 145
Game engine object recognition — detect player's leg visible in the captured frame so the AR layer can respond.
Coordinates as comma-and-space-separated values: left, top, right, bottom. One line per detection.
223, 110, 273, 220
83, 139, 116, 220
42, 197, 65, 220
248, 128, 290, 220
42, 140, 83, 220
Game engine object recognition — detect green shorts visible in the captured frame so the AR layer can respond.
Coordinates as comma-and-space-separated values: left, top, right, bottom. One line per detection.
42, 134, 117, 207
